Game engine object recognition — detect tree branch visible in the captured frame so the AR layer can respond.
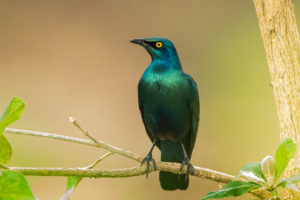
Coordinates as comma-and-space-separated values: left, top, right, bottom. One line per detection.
6, 163, 231, 181
4, 127, 231, 181
4, 127, 271, 199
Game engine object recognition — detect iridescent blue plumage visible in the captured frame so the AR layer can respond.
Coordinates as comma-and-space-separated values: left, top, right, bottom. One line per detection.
131, 37, 199, 190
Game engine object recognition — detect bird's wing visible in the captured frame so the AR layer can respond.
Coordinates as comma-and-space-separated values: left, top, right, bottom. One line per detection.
138, 79, 161, 150
185, 74, 200, 157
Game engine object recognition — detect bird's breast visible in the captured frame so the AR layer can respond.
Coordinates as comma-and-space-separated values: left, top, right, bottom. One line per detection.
140, 72, 190, 141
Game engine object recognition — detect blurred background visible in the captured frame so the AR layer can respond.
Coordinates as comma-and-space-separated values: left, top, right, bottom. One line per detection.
1, 0, 298, 199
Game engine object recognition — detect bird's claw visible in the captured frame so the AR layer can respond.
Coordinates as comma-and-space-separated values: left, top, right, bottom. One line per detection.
141, 153, 156, 178
180, 157, 194, 181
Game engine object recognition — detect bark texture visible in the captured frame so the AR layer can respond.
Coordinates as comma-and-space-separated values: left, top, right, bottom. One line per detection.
253, 0, 300, 199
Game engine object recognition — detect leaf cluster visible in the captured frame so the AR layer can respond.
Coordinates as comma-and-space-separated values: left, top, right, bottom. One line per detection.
0, 97, 35, 199
201, 138, 299, 199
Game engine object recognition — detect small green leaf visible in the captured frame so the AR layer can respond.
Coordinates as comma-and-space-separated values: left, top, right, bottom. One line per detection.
61, 152, 114, 200
0, 97, 26, 133
0, 134, 12, 164
66, 176, 82, 190
0, 170, 35, 200
276, 179, 300, 192
275, 138, 297, 181
201, 181, 261, 200
0, 97, 25, 164
276, 179, 289, 188
261, 155, 275, 185
236, 171, 266, 185
287, 174, 300, 184
240, 162, 266, 181
61, 153, 114, 200
277, 181, 300, 192
276, 174, 300, 188
60, 176, 82, 200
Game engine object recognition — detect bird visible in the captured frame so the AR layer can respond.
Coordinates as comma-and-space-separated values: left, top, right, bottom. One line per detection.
131, 37, 200, 190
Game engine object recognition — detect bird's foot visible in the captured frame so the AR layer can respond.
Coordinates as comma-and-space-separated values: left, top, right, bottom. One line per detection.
180, 157, 194, 181
141, 153, 156, 178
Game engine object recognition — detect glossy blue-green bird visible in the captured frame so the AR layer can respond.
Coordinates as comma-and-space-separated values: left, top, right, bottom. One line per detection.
131, 37, 199, 190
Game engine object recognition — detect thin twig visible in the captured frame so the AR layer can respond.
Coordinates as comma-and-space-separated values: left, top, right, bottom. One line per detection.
69, 116, 100, 146
4, 128, 141, 162
85, 152, 115, 169
5, 128, 97, 147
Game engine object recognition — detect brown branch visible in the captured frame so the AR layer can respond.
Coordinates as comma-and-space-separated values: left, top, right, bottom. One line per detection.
7, 162, 232, 181
4, 127, 230, 181
4, 127, 271, 199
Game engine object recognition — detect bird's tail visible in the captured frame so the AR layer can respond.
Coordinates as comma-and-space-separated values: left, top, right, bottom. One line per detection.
159, 140, 188, 190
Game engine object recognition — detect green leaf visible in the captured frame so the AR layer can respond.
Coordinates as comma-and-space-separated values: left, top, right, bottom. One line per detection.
240, 161, 266, 181
236, 171, 265, 185
0, 97, 25, 164
60, 176, 82, 200
287, 174, 300, 184
275, 138, 297, 181
261, 155, 275, 185
0, 171, 35, 200
276, 179, 289, 188
201, 181, 261, 200
66, 176, 82, 190
61, 153, 114, 200
0, 97, 26, 133
0, 134, 12, 164
276, 174, 300, 188
277, 180, 300, 192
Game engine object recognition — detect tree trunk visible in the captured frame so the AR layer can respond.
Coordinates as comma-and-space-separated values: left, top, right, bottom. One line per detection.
253, 0, 300, 199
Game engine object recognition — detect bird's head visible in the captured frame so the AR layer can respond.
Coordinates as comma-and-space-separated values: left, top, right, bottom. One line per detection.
130, 37, 179, 62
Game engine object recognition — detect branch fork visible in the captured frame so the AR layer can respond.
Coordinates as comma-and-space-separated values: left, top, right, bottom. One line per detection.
3, 117, 271, 199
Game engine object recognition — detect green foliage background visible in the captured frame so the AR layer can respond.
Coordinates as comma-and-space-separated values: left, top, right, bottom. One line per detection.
0, 1, 300, 199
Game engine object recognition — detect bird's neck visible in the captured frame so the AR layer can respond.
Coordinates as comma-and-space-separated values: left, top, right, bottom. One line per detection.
150, 55, 182, 73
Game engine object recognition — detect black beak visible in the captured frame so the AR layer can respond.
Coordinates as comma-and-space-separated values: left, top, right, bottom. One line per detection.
130, 39, 148, 47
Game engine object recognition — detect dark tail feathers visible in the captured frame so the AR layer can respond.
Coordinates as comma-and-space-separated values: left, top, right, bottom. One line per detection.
159, 140, 188, 190
159, 171, 188, 190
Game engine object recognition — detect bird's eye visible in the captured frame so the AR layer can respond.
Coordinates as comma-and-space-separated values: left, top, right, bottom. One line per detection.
155, 42, 163, 48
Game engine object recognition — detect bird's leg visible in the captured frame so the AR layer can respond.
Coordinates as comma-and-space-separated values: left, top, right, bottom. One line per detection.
179, 142, 194, 180
141, 139, 157, 178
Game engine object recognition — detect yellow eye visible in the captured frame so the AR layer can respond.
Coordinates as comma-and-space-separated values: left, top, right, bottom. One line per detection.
156, 42, 163, 48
